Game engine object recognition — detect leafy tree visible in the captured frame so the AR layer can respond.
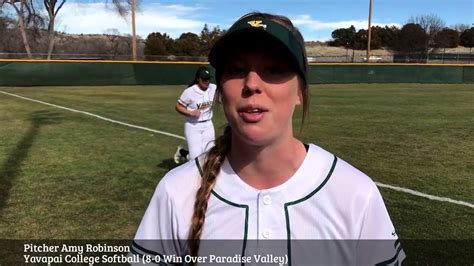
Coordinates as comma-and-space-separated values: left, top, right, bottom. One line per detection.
460, 27, 474, 53
353, 29, 367, 50
329, 25, 356, 47
200, 24, 224, 56
433, 28, 459, 49
397, 23, 428, 54
174, 32, 201, 56
143, 32, 173, 60
433, 28, 459, 61
368, 26, 383, 50
330, 25, 383, 50
377, 26, 400, 50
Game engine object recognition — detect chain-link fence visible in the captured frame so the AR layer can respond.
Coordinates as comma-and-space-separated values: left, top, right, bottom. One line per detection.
1, 52, 473, 64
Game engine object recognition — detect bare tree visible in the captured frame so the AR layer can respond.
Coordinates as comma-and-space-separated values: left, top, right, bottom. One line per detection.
408, 14, 446, 48
1, 0, 43, 58
0, 10, 17, 54
44, 0, 66, 59
106, 0, 139, 60
453, 23, 470, 34
104, 28, 121, 57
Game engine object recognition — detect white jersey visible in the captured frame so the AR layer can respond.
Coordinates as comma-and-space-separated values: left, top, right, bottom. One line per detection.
132, 144, 405, 265
177, 83, 217, 123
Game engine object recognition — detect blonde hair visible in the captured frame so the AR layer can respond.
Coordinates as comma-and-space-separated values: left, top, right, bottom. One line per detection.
187, 12, 309, 260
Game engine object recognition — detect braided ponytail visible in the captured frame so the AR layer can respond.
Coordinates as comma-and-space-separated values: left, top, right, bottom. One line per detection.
187, 125, 231, 260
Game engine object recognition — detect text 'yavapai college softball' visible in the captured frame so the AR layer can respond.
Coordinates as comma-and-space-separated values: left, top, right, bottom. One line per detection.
23, 243, 138, 264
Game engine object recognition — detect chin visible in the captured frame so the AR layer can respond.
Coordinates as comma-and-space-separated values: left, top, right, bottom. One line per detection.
235, 128, 272, 146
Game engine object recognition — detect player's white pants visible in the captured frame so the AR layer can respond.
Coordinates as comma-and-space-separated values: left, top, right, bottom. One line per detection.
184, 120, 215, 160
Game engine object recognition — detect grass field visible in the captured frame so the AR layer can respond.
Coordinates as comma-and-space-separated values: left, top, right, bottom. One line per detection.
0, 84, 473, 263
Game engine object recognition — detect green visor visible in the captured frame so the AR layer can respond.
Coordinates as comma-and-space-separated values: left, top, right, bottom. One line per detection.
209, 17, 307, 82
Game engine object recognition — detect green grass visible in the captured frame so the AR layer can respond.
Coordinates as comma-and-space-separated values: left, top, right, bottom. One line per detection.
0, 84, 473, 262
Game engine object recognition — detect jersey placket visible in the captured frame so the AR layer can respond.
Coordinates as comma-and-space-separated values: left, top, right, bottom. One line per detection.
258, 192, 273, 239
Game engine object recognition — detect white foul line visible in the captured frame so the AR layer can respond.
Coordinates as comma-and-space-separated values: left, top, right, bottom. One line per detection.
0, 90, 185, 140
1, 90, 472, 209
375, 182, 473, 208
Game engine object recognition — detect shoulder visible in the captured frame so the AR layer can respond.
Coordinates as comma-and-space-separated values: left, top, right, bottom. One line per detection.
208, 83, 217, 92
308, 144, 378, 198
154, 159, 201, 205
334, 157, 376, 190
181, 85, 197, 94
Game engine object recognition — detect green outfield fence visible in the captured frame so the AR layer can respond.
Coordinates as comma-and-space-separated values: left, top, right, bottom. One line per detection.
1, 60, 473, 86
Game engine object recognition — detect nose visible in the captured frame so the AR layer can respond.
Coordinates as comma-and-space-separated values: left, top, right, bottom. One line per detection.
243, 71, 262, 96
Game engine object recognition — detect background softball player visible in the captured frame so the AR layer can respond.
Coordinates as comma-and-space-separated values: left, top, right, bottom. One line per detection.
132, 12, 404, 265
174, 66, 216, 162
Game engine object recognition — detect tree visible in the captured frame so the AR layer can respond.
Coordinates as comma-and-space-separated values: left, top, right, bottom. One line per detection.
329, 25, 356, 61
433, 28, 460, 61
397, 23, 428, 54
434, 28, 459, 49
377, 25, 400, 50
199, 24, 224, 56
143, 32, 173, 60
107, 0, 140, 60
174, 32, 201, 56
43, 0, 65, 59
453, 23, 470, 34
1, 0, 44, 58
460, 27, 474, 56
368, 26, 383, 50
0, 10, 16, 53
104, 28, 121, 57
353, 29, 368, 50
329, 25, 356, 47
408, 14, 445, 48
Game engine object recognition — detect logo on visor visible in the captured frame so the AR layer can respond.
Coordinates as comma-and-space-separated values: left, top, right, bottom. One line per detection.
247, 20, 267, 29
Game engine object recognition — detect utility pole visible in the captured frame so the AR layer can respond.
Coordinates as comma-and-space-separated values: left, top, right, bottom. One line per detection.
131, 0, 137, 61
366, 0, 373, 62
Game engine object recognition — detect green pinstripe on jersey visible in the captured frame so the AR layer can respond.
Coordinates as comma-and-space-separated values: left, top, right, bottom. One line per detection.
284, 155, 338, 266
195, 158, 249, 265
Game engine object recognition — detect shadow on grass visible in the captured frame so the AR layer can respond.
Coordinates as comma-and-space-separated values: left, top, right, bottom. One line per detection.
0, 110, 63, 216
156, 158, 180, 172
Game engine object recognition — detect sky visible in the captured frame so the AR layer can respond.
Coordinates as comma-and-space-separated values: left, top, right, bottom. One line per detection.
41, 0, 474, 41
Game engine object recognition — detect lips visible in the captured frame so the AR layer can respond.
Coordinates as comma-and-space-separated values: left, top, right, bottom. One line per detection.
237, 105, 268, 123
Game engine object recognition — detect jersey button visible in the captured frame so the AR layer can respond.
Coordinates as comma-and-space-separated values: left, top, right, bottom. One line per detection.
263, 195, 272, 205
262, 229, 271, 238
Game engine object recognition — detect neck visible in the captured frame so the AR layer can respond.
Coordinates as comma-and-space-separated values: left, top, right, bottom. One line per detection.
227, 137, 306, 190
197, 83, 208, 90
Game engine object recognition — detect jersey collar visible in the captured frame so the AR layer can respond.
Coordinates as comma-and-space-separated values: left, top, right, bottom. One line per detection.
213, 144, 336, 205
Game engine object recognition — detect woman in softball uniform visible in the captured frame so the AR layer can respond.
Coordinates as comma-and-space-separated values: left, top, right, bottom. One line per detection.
132, 12, 405, 265
174, 66, 217, 162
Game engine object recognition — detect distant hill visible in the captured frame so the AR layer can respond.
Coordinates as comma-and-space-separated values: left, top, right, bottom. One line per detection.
304, 42, 473, 56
